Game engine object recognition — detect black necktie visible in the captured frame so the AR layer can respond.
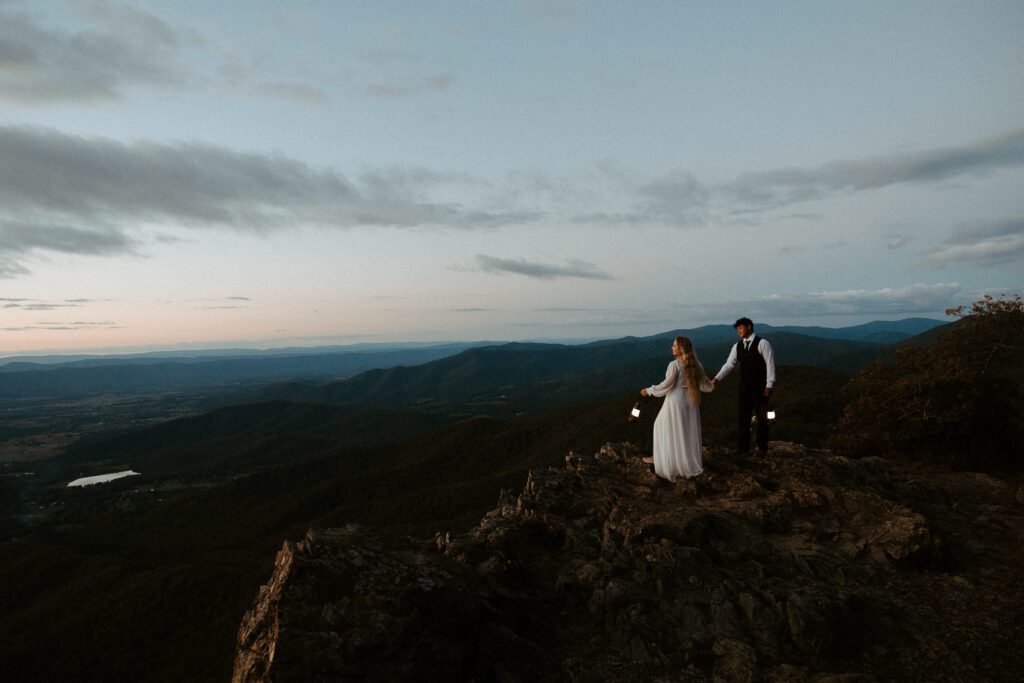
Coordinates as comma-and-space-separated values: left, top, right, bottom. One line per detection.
744, 340, 751, 351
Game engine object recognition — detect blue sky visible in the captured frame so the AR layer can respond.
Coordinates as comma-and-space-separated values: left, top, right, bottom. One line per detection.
1, 0, 1022, 354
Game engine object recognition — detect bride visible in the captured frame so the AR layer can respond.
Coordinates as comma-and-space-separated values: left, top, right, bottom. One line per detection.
640, 336, 715, 481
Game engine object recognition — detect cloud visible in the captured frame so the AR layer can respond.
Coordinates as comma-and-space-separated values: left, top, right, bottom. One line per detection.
716, 282, 962, 317
0, 222, 135, 254
677, 283, 962, 319
254, 81, 329, 105
498, 128, 1024, 227
3, 122, 1022, 278
0, 3, 331, 107
364, 74, 453, 98
2, 301, 84, 311
0, 259, 29, 278
0, 215, 137, 277
0, 127, 521, 230
2, 319, 120, 331
226, 296, 251, 301
0, 3, 195, 104
917, 217, 1024, 267
887, 238, 909, 250
726, 128, 1024, 209
602, 129, 1024, 223
534, 306, 597, 312
476, 254, 614, 281
635, 170, 711, 215
0, 125, 530, 276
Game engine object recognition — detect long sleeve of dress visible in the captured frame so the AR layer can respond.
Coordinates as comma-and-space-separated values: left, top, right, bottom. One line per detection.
697, 363, 715, 393
647, 361, 680, 397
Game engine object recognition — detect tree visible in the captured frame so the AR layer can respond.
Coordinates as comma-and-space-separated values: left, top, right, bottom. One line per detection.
829, 295, 1024, 469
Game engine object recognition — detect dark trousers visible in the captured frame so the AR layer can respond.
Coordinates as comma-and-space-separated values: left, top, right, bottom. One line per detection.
737, 390, 769, 453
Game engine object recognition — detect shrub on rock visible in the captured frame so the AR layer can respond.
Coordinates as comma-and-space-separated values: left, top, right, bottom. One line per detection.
829, 295, 1024, 469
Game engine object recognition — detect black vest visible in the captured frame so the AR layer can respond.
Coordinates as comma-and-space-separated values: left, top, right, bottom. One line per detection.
737, 337, 767, 392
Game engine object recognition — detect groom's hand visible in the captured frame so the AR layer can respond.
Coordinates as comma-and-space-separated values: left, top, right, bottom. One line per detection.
764, 387, 773, 398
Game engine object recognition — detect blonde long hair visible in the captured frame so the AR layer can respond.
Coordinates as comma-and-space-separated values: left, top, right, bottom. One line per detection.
675, 336, 708, 405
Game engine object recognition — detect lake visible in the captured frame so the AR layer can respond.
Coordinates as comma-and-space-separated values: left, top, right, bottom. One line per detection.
67, 470, 141, 487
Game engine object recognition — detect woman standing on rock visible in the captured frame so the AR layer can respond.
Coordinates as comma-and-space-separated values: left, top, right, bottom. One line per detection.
641, 336, 715, 481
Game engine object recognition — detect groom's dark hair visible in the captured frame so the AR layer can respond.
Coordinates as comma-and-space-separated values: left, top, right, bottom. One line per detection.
734, 317, 754, 329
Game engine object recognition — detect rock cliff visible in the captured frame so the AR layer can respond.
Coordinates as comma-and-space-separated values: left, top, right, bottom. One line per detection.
232, 442, 1024, 681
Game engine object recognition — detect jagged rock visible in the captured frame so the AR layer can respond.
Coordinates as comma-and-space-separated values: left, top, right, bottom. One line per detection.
232, 442, 983, 681
233, 527, 483, 682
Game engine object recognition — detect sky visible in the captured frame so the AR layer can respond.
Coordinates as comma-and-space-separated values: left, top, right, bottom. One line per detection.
1, 0, 1022, 355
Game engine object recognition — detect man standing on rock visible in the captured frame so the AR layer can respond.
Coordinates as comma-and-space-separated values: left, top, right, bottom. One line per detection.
711, 317, 776, 456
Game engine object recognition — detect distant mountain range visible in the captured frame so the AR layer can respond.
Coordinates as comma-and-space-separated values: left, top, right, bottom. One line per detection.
0, 318, 946, 402
595, 317, 947, 346
0, 340, 502, 366
0, 343, 485, 400
251, 319, 948, 417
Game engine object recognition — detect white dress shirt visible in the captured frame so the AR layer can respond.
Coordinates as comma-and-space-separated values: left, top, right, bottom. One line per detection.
714, 334, 776, 388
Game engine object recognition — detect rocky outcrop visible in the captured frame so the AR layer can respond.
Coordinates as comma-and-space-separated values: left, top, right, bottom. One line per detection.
233, 442, 1022, 681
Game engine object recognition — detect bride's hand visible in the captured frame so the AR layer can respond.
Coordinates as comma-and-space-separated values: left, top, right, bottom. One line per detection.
640, 388, 648, 396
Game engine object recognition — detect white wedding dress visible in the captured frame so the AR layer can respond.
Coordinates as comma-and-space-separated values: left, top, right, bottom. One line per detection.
646, 360, 714, 481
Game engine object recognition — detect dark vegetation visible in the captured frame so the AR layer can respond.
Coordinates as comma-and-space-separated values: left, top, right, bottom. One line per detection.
830, 295, 1024, 469
0, 316, 965, 681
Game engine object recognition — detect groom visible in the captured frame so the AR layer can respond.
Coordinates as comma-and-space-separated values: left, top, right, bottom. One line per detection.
711, 317, 776, 456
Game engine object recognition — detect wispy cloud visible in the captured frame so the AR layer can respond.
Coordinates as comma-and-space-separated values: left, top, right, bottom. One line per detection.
0, 126, 530, 276
505, 128, 1024, 226
2, 319, 118, 332
364, 74, 453, 98
917, 217, 1024, 268
0, 222, 135, 254
253, 81, 329, 104
476, 254, 614, 281
726, 128, 1024, 209
0, 3, 331, 107
677, 282, 962, 319
534, 306, 598, 312
3, 301, 85, 311
0, 2, 196, 104
2, 122, 1022, 278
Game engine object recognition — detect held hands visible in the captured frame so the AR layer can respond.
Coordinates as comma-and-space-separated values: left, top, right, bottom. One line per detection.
640, 388, 648, 397
764, 387, 773, 398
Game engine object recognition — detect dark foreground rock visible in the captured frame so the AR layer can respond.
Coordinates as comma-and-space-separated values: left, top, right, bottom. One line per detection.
232, 442, 1024, 682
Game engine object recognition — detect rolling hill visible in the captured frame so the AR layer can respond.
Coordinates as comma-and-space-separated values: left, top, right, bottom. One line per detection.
249, 330, 877, 417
